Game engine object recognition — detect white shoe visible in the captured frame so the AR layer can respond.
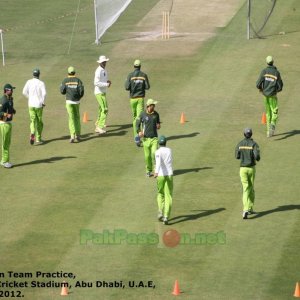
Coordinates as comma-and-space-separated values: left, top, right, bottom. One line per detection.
1, 162, 13, 168
98, 128, 106, 134
157, 211, 163, 221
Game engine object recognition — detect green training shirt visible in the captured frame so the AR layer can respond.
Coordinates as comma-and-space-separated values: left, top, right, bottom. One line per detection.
136, 111, 160, 138
235, 138, 260, 167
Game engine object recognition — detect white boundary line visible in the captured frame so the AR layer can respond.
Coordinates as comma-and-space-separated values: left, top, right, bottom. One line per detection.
66, 0, 81, 55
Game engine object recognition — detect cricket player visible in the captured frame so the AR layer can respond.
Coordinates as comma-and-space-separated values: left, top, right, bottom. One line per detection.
256, 56, 283, 137
136, 99, 160, 177
0, 84, 16, 168
154, 135, 173, 225
60, 66, 84, 143
235, 128, 260, 219
94, 55, 111, 134
23, 68, 46, 145
125, 59, 150, 138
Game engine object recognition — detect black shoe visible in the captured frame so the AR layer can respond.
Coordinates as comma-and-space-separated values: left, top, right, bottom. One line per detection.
146, 172, 153, 177
30, 134, 35, 145
163, 217, 168, 225
242, 211, 248, 219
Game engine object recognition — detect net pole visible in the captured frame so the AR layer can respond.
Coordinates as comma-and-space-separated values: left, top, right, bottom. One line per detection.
94, 0, 99, 45
247, 0, 251, 40
0, 29, 5, 66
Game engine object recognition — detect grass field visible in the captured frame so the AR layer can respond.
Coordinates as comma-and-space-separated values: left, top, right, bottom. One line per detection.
0, 0, 300, 299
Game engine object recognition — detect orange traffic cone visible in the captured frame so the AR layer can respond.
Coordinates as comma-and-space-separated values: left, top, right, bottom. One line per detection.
83, 112, 88, 123
60, 282, 68, 296
172, 280, 181, 296
261, 112, 267, 125
180, 113, 186, 124
294, 282, 300, 297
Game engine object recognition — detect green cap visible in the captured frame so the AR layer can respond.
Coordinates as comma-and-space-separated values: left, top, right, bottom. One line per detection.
146, 98, 158, 106
4, 83, 15, 90
266, 56, 273, 64
33, 68, 40, 77
68, 66, 75, 74
158, 135, 167, 145
134, 59, 141, 67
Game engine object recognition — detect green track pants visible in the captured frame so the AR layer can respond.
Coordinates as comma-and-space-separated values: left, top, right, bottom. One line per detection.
264, 96, 278, 133
95, 93, 108, 129
143, 137, 158, 173
157, 176, 173, 218
130, 97, 144, 136
29, 107, 44, 141
0, 122, 12, 163
66, 103, 81, 138
239, 166, 256, 212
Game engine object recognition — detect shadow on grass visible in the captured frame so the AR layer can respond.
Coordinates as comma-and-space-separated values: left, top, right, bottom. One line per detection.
169, 208, 226, 225
14, 156, 77, 167
167, 132, 200, 141
174, 167, 213, 176
41, 124, 132, 144
250, 204, 300, 219
41, 135, 70, 144
273, 130, 300, 141
80, 124, 131, 141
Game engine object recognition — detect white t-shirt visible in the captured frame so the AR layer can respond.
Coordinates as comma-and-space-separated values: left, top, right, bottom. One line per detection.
155, 146, 173, 176
94, 66, 109, 95
22, 78, 46, 108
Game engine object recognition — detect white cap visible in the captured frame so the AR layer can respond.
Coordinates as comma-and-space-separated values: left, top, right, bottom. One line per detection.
97, 55, 109, 63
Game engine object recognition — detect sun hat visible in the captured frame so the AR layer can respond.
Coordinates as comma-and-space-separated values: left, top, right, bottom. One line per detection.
97, 55, 109, 63
146, 99, 158, 106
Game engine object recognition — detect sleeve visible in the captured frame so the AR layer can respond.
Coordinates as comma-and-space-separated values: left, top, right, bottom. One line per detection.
41, 82, 47, 102
155, 150, 161, 174
253, 143, 260, 162
125, 74, 131, 91
144, 74, 150, 90
235, 144, 241, 159
136, 112, 143, 134
256, 70, 265, 90
276, 71, 283, 93
78, 79, 84, 98
157, 112, 160, 124
60, 79, 66, 95
0, 98, 5, 118
22, 81, 29, 98
94, 69, 109, 88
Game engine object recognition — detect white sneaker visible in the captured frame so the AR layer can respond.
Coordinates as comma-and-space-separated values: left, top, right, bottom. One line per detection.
98, 128, 106, 134
1, 162, 13, 168
157, 211, 163, 221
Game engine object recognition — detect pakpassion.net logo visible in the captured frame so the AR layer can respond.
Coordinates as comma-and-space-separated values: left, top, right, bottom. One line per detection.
80, 229, 226, 248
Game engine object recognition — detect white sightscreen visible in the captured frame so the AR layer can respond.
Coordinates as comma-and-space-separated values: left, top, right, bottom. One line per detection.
94, 0, 132, 44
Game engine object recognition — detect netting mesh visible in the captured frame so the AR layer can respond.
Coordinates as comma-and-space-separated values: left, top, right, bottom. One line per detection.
249, 0, 277, 38
94, 0, 132, 44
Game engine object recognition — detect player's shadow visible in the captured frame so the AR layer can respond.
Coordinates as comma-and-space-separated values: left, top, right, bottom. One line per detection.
174, 167, 213, 176
168, 208, 226, 225
273, 130, 300, 141
167, 132, 200, 141
250, 204, 300, 219
41, 135, 70, 144
80, 130, 128, 142
13, 156, 77, 167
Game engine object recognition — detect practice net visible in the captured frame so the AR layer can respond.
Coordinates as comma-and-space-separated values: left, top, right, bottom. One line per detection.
249, 0, 277, 38
94, 0, 132, 44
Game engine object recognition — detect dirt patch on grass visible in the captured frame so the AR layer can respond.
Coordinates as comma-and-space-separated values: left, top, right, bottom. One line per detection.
111, 0, 243, 59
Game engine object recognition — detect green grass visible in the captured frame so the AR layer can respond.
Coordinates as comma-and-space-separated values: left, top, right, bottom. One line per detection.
0, 0, 300, 299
